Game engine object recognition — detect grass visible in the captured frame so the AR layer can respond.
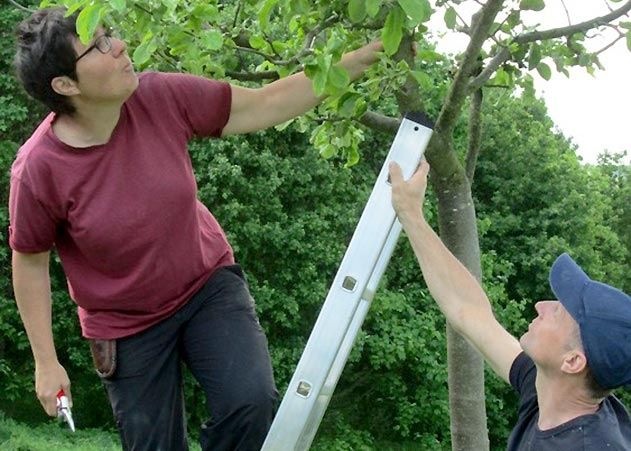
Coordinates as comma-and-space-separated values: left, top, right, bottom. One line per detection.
0, 414, 205, 451
0, 413, 436, 450
0, 414, 120, 451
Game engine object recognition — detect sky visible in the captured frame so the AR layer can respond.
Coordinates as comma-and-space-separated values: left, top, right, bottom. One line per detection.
428, 1, 631, 165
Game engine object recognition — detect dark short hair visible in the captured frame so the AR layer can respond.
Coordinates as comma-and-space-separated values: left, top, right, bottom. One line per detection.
14, 7, 79, 115
584, 365, 613, 400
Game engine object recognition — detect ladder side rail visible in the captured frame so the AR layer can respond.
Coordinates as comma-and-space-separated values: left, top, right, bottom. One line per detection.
295, 220, 404, 450
262, 116, 432, 450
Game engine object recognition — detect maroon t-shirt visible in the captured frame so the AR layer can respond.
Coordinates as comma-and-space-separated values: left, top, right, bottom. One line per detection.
9, 72, 234, 339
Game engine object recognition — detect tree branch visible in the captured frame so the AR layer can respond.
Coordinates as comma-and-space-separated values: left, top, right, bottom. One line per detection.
358, 111, 400, 134
595, 33, 625, 55
435, 0, 505, 135
225, 70, 280, 81
514, 0, 631, 44
468, 47, 510, 92
469, 0, 631, 92
394, 33, 426, 115
8, 0, 34, 13
465, 89, 483, 184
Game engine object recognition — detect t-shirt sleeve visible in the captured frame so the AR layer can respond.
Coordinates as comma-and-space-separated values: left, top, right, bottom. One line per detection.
8, 175, 57, 253
153, 72, 232, 138
509, 351, 537, 395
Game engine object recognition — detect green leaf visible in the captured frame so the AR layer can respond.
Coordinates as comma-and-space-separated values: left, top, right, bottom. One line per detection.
76, 4, 102, 45
320, 144, 336, 159
202, 30, 223, 51
289, 0, 310, 14
382, 7, 405, 56
536, 62, 552, 80
133, 31, 156, 66
527, 43, 542, 70
444, 6, 457, 30
627, 30, 631, 51
65, 0, 88, 16
411, 70, 432, 91
344, 146, 360, 168
327, 65, 350, 92
337, 93, 357, 118
258, 0, 279, 31
348, 0, 367, 23
366, 0, 383, 18
397, 0, 432, 25
305, 54, 332, 97
493, 68, 510, 86
519, 0, 545, 11
249, 35, 267, 50
110, 0, 126, 13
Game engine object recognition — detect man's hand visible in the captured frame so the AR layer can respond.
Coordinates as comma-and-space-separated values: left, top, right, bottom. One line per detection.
389, 159, 430, 223
35, 360, 71, 416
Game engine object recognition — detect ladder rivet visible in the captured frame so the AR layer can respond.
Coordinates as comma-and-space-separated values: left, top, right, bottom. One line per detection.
342, 276, 357, 291
297, 381, 312, 397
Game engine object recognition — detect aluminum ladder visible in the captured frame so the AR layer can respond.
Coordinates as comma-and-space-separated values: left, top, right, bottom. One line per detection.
261, 112, 433, 450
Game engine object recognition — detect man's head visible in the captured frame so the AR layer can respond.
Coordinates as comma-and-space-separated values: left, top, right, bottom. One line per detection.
550, 253, 631, 390
14, 8, 80, 115
521, 253, 631, 396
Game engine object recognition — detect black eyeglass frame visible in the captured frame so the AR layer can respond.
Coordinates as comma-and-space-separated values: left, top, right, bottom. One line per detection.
75, 30, 113, 62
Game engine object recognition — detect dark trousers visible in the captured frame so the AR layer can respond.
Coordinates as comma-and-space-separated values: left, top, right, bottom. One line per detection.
101, 265, 279, 451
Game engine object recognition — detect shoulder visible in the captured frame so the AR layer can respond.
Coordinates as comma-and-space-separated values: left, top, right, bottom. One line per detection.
510, 352, 536, 391
134, 71, 229, 95
598, 395, 631, 434
12, 113, 57, 181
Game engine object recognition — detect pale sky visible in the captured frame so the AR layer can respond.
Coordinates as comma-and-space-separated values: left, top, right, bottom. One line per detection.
428, 1, 631, 165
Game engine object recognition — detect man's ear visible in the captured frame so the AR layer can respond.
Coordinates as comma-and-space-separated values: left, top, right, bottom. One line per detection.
51, 75, 80, 97
560, 350, 587, 375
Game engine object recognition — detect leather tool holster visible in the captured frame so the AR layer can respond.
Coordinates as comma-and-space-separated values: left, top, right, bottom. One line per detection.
88, 338, 117, 378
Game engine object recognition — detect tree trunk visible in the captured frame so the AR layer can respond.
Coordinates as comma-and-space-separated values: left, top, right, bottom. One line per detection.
433, 163, 489, 451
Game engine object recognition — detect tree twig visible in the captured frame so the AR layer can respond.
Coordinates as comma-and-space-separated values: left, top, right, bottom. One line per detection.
514, 0, 631, 44
560, 0, 572, 26
7, 0, 34, 13
232, 1, 242, 30
465, 89, 483, 183
595, 33, 625, 55
469, 0, 631, 91
225, 70, 280, 81
468, 46, 510, 92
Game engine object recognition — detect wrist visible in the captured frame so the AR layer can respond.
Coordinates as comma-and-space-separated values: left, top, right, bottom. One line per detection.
34, 351, 59, 368
397, 209, 425, 228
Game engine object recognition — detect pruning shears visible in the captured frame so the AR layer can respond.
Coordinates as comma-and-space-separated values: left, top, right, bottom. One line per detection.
56, 389, 75, 432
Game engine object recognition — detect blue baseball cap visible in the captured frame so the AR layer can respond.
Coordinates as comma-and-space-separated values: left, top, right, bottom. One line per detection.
549, 253, 631, 389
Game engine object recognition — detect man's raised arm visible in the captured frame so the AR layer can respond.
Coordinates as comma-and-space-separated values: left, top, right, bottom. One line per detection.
389, 161, 522, 383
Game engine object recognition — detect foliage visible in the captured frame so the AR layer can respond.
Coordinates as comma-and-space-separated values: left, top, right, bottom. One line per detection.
595, 152, 631, 293
474, 90, 627, 306
0, 3, 47, 144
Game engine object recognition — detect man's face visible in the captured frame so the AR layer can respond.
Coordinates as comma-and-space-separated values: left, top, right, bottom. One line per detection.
71, 27, 138, 104
520, 300, 581, 371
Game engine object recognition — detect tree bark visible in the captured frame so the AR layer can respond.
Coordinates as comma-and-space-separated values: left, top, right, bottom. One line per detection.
430, 141, 489, 451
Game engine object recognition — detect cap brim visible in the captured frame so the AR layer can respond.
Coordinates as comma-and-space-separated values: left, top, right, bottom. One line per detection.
549, 253, 590, 323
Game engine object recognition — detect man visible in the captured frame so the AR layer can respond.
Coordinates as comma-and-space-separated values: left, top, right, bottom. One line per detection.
9, 7, 381, 450
389, 160, 631, 449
